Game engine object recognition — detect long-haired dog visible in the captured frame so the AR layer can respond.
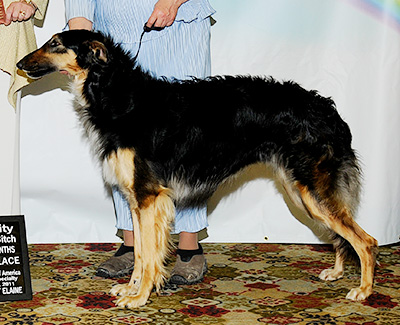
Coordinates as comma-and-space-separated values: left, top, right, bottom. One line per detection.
17, 30, 378, 308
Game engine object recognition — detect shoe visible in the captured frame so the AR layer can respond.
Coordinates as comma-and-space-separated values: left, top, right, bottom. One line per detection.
169, 254, 208, 285
95, 250, 134, 278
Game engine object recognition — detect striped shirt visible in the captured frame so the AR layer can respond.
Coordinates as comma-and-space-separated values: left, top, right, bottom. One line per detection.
65, 0, 215, 79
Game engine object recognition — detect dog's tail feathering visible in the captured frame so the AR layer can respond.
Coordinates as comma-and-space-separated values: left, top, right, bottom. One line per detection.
335, 154, 362, 216
280, 148, 364, 265
322, 154, 363, 265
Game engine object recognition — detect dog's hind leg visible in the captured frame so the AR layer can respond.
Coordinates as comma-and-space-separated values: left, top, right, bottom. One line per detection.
115, 186, 175, 308
296, 183, 378, 301
319, 249, 345, 281
282, 181, 345, 282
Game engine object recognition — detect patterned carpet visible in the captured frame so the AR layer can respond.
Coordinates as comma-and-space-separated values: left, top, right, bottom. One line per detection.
1, 242, 400, 324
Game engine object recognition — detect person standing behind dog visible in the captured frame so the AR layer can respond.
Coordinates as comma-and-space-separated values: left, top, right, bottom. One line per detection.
65, 0, 215, 284
0, 0, 48, 215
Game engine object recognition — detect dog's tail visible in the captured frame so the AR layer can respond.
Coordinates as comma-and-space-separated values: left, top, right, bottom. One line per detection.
334, 153, 362, 217
325, 153, 363, 265
283, 148, 364, 264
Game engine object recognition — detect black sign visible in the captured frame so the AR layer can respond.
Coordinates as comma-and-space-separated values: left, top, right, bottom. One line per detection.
0, 215, 32, 301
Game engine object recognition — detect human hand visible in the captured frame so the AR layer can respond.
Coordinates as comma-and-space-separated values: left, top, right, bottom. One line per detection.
4, 1, 36, 26
146, 0, 186, 29
68, 17, 93, 31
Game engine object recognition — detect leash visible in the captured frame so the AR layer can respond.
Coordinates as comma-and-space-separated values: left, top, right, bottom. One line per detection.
133, 23, 164, 62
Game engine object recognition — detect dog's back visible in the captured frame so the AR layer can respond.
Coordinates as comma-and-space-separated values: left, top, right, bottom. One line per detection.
108, 74, 357, 209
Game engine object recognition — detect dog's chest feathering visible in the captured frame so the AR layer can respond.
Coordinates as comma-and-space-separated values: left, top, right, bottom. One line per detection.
70, 76, 105, 162
70, 79, 118, 187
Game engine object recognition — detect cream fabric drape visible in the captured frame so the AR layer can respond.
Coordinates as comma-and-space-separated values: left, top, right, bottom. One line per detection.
0, 0, 48, 216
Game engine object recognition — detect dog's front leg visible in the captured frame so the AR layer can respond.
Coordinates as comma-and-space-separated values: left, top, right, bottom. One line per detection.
114, 187, 174, 308
110, 208, 142, 297
104, 149, 144, 298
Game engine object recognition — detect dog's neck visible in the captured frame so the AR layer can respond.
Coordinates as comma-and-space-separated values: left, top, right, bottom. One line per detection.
71, 71, 89, 109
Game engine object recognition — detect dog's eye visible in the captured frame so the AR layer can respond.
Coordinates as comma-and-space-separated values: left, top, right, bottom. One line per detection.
50, 39, 61, 47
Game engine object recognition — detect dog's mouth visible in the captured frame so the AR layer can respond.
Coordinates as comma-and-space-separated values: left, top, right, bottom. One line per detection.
59, 70, 71, 76
24, 67, 58, 79
16, 54, 58, 79
17, 59, 75, 79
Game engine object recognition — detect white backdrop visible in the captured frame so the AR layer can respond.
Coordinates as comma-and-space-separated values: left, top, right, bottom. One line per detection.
19, 0, 400, 245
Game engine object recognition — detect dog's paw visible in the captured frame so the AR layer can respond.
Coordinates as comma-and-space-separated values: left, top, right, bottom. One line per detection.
110, 283, 138, 297
319, 268, 343, 281
116, 294, 148, 308
346, 287, 373, 301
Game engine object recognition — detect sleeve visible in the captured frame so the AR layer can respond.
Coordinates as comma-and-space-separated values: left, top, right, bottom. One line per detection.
32, 0, 49, 21
175, 0, 215, 23
64, 0, 95, 24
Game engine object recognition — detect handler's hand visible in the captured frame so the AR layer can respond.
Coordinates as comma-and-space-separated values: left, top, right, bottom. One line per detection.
146, 0, 187, 29
4, 1, 36, 26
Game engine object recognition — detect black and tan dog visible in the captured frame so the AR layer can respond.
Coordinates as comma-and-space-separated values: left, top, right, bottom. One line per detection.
17, 30, 378, 308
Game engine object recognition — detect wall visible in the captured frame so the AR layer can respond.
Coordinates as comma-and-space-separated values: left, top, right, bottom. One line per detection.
19, 0, 400, 244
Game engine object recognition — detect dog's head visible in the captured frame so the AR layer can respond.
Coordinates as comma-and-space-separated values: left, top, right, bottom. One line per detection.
17, 30, 110, 79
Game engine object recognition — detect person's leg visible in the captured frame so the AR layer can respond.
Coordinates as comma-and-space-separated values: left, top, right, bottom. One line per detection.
161, 17, 211, 284
95, 188, 135, 278
170, 207, 208, 284
98, 188, 208, 284
178, 231, 198, 250
123, 229, 134, 246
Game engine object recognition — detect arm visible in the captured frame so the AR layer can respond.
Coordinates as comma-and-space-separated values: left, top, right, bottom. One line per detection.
4, 0, 37, 26
68, 17, 92, 30
65, 0, 94, 30
146, 0, 188, 29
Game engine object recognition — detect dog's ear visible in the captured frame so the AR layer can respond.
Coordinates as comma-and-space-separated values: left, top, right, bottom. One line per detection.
88, 40, 108, 63
79, 40, 108, 66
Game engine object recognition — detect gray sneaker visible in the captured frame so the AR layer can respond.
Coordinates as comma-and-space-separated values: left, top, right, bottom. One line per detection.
169, 254, 207, 285
95, 251, 134, 278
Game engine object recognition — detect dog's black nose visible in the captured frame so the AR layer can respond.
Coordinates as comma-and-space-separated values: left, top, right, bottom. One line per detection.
16, 59, 24, 70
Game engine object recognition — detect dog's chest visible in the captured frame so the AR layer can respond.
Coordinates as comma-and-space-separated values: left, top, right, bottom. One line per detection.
70, 77, 105, 162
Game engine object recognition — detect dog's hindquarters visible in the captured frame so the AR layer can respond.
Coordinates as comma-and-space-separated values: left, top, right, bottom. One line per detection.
277, 152, 378, 301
